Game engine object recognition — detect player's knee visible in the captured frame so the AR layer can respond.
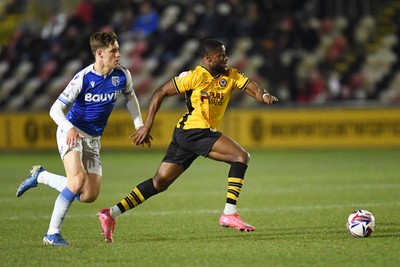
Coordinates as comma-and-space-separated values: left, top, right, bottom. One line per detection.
67, 174, 86, 193
68, 181, 84, 194
153, 176, 173, 192
237, 150, 250, 164
245, 151, 250, 163
153, 179, 169, 192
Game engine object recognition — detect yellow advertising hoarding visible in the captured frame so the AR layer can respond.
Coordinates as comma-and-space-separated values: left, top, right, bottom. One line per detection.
0, 111, 184, 150
0, 108, 399, 151
0, 113, 57, 150
226, 108, 400, 148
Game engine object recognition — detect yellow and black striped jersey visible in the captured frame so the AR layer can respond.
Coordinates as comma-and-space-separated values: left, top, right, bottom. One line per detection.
172, 65, 250, 130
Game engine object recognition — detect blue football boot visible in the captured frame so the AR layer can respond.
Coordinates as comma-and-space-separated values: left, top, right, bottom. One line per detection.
16, 165, 45, 197
43, 233, 69, 246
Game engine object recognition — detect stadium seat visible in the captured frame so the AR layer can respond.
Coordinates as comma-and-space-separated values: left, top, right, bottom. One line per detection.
0, 60, 10, 80
6, 94, 25, 111
0, 77, 18, 102
21, 77, 42, 99
13, 60, 33, 80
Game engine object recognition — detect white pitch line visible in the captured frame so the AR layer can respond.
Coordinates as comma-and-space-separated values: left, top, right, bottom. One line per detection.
3, 201, 400, 221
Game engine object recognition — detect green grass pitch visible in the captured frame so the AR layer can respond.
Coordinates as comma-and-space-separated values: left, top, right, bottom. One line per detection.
0, 148, 399, 267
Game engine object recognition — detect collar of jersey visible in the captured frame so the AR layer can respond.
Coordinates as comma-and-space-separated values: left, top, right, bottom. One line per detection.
90, 64, 115, 77
200, 65, 222, 79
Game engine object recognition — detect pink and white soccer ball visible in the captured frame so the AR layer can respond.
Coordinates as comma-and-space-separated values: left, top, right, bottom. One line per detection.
347, 209, 375, 237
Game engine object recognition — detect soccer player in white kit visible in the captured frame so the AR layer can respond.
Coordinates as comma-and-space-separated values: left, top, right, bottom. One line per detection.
16, 31, 151, 246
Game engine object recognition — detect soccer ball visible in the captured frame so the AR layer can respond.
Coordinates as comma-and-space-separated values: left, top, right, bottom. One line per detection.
347, 209, 375, 237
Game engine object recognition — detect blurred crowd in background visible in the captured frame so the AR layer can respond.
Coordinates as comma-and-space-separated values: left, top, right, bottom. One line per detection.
0, 0, 399, 111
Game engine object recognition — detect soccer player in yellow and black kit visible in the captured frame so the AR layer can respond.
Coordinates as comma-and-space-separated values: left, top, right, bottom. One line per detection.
98, 39, 278, 243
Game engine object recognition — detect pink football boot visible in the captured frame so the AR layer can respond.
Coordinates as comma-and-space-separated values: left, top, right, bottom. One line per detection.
98, 208, 116, 243
219, 213, 255, 232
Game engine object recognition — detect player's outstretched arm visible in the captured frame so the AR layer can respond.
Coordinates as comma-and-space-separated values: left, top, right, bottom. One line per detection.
245, 80, 279, 105
131, 80, 178, 146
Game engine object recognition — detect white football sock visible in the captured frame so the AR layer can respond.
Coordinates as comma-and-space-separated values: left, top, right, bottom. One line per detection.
47, 187, 76, 235
37, 171, 67, 192
223, 203, 237, 215
109, 205, 122, 219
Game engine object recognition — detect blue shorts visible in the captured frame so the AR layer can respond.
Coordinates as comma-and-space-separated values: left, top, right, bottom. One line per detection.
162, 128, 222, 169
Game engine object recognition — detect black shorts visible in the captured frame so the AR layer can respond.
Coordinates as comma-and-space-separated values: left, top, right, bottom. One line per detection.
162, 128, 222, 169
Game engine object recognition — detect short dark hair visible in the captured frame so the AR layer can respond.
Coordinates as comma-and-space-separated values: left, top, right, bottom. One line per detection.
198, 39, 224, 58
89, 31, 118, 56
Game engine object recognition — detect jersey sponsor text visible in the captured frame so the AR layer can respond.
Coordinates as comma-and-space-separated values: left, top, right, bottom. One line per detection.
84, 90, 122, 102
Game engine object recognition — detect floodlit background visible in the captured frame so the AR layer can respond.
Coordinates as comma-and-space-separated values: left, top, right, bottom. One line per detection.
1, 0, 400, 111
1, 2, 399, 266
1, 0, 400, 151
